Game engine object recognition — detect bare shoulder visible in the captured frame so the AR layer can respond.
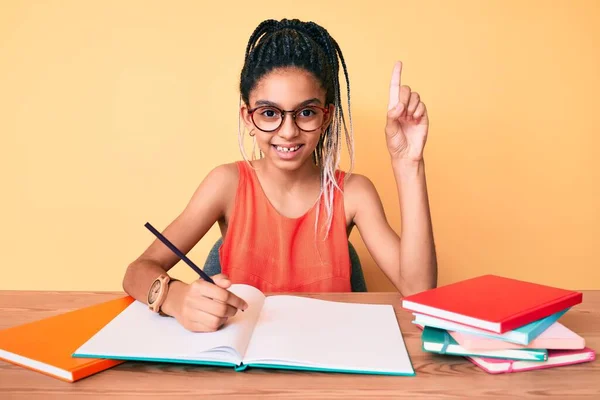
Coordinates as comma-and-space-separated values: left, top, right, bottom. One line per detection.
185, 162, 240, 215
344, 173, 377, 199
204, 162, 239, 186
342, 172, 383, 222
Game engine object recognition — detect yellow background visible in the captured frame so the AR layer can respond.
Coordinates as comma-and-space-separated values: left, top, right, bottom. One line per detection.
1, 1, 598, 291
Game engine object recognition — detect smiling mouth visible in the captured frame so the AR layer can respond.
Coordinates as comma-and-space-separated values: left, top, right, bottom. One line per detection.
272, 144, 303, 153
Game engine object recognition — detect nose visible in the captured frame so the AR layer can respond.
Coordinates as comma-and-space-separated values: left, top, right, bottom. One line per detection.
277, 113, 300, 140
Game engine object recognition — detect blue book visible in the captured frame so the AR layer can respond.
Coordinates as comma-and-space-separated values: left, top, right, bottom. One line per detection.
413, 307, 569, 345
421, 326, 548, 361
74, 284, 415, 376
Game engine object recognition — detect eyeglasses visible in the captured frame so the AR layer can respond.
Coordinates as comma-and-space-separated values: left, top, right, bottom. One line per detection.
247, 104, 329, 133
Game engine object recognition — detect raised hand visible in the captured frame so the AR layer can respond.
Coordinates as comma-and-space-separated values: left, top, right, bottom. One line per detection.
385, 61, 429, 161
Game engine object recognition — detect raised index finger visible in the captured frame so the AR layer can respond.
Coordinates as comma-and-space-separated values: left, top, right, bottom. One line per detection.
388, 61, 403, 110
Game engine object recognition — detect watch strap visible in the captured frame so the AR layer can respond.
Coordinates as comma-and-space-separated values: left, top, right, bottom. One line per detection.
158, 279, 181, 317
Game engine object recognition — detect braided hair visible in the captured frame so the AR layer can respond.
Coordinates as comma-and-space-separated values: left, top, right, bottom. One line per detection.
238, 18, 354, 238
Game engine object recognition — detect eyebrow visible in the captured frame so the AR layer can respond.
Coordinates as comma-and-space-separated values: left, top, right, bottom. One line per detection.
253, 98, 322, 109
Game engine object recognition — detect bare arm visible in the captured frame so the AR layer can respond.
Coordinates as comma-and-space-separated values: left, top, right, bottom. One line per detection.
392, 159, 437, 293
346, 168, 437, 297
352, 60, 437, 296
122, 163, 247, 329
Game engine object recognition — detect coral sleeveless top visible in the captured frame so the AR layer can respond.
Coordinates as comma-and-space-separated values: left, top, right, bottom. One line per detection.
219, 161, 352, 293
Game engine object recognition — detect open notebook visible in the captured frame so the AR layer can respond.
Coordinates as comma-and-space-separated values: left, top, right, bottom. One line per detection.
73, 284, 414, 376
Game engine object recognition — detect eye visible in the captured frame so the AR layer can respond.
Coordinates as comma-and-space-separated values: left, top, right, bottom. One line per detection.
259, 107, 280, 118
297, 108, 316, 117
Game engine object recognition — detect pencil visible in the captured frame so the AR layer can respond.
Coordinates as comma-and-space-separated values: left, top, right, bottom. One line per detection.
144, 222, 215, 285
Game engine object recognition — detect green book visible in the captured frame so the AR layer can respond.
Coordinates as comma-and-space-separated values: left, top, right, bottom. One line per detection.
422, 326, 548, 361
73, 284, 415, 376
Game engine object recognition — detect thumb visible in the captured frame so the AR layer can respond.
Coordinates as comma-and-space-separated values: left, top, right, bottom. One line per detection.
211, 273, 232, 289
386, 103, 403, 133
387, 102, 404, 121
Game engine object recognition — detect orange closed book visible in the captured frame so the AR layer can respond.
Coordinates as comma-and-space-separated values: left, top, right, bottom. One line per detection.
0, 295, 134, 382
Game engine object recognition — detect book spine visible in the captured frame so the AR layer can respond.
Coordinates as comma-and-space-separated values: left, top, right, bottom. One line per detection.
72, 359, 124, 382
234, 363, 249, 372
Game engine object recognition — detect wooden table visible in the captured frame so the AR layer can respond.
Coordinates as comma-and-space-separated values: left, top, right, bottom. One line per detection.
0, 291, 598, 399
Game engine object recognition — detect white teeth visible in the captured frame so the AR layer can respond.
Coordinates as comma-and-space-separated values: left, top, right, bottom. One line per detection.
276, 145, 300, 152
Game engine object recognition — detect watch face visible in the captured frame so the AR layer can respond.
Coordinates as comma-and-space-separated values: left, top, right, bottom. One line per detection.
148, 280, 161, 304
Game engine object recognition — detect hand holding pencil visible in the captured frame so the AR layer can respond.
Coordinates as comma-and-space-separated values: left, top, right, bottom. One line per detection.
145, 222, 248, 332
163, 273, 248, 332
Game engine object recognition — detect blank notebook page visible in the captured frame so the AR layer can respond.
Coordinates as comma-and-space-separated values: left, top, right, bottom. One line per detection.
74, 285, 265, 365
243, 295, 414, 374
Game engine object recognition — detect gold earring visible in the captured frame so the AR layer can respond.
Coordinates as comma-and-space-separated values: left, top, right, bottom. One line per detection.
249, 128, 255, 137
251, 135, 257, 160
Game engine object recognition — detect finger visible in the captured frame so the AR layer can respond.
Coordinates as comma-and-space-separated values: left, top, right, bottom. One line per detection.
413, 102, 427, 120
386, 102, 402, 122
191, 280, 249, 310
387, 61, 403, 110
212, 273, 232, 288
398, 85, 411, 117
184, 310, 228, 332
185, 319, 224, 333
188, 294, 239, 318
386, 104, 403, 135
184, 321, 215, 333
208, 274, 234, 311
406, 92, 420, 117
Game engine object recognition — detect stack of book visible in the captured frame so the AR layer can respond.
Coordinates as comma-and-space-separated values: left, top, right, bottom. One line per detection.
402, 274, 596, 374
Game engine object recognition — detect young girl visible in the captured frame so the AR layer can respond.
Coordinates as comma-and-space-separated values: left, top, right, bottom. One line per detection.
123, 18, 437, 332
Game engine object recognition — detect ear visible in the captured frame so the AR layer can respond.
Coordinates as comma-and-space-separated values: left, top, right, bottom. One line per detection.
240, 103, 254, 130
322, 103, 335, 131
